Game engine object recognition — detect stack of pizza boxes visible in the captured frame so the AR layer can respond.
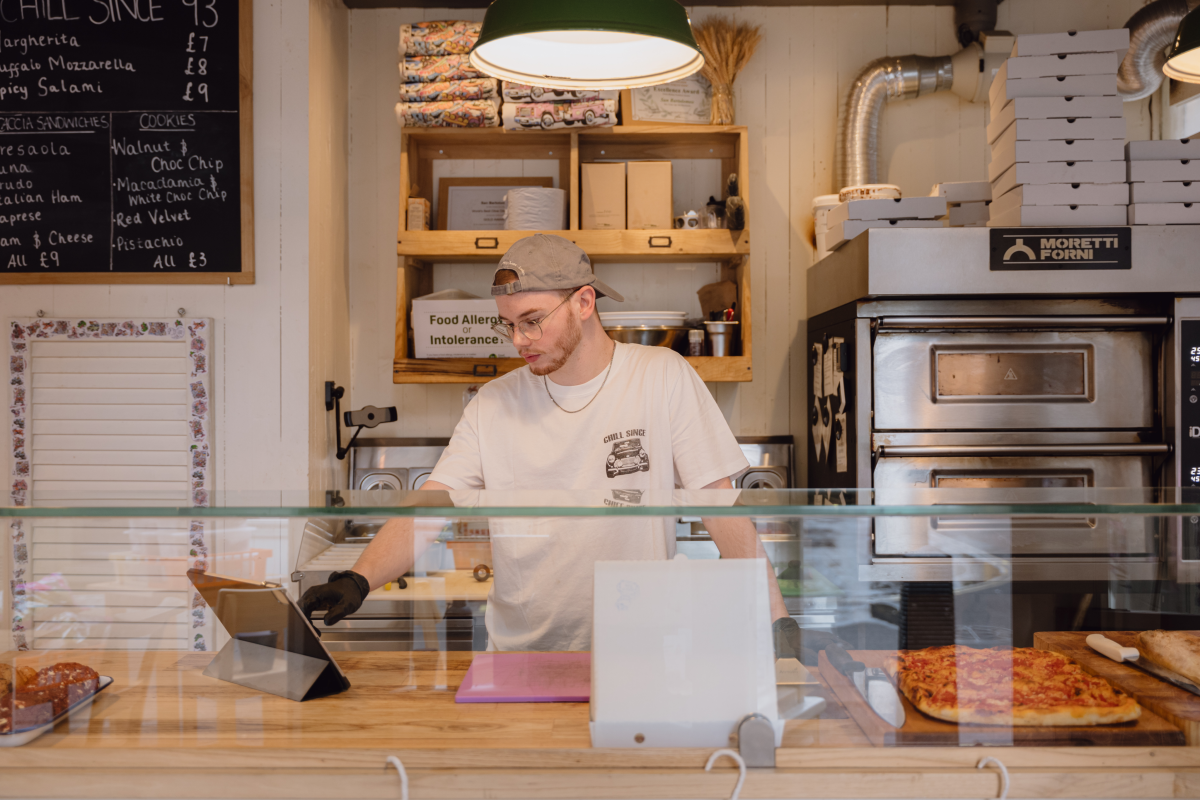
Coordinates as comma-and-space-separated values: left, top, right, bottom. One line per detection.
987, 29, 1131, 227
931, 181, 992, 227
823, 196, 948, 251
1128, 139, 1200, 225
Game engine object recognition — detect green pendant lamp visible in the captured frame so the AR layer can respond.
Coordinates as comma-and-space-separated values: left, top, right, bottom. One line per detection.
1165, 6, 1200, 83
469, 0, 705, 90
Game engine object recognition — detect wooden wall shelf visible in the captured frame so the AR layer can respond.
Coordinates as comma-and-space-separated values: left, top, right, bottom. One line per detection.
394, 126, 752, 384
397, 229, 750, 262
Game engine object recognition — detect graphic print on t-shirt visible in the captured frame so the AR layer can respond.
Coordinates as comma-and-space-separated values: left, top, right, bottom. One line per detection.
603, 428, 650, 479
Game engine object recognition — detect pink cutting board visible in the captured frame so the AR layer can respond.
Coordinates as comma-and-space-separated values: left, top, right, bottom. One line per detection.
455, 652, 591, 703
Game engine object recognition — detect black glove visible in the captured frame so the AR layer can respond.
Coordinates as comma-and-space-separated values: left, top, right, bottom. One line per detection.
300, 570, 370, 626
772, 617, 845, 666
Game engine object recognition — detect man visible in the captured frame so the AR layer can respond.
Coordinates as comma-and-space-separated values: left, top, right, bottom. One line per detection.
302, 234, 803, 653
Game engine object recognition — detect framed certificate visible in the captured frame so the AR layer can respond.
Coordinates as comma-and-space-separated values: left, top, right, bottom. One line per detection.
437, 177, 555, 230
628, 74, 712, 125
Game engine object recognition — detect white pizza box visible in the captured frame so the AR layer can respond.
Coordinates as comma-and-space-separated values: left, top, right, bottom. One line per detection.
1004, 51, 1123, 80
990, 95, 1125, 122
1128, 160, 1200, 182
1130, 181, 1200, 203
827, 218, 945, 251
994, 182, 1129, 207
1128, 203, 1200, 225
930, 181, 992, 203
989, 69, 1118, 107
986, 115, 1126, 146
948, 201, 992, 226
1126, 139, 1200, 161
989, 133, 1126, 182
960, 220, 989, 228
988, 201, 1128, 228
411, 289, 519, 359
826, 196, 947, 227
989, 131, 1125, 182
991, 161, 1127, 198
988, 96, 1124, 138
1010, 28, 1130, 58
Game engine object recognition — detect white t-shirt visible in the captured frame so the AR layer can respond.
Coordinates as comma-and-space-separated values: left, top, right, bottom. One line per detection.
429, 343, 748, 651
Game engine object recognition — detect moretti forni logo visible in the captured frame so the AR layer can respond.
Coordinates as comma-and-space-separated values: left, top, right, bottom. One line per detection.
989, 227, 1131, 271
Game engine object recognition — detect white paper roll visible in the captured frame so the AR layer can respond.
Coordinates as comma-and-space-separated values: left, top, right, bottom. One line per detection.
504, 188, 567, 230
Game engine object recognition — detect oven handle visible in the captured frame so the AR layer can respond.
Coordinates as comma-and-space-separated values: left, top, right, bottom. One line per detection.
878, 316, 1170, 329
876, 443, 1172, 458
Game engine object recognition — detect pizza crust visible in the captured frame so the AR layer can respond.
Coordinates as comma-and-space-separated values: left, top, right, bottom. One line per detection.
1136, 630, 1200, 685
888, 647, 1142, 727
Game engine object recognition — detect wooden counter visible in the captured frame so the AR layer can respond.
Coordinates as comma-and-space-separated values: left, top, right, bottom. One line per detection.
3, 650, 1200, 799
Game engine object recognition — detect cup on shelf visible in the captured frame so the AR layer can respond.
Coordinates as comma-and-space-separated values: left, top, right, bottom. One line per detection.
704, 321, 739, 357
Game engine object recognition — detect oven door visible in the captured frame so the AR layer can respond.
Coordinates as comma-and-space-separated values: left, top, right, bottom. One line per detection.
873, 318, 1159, 431
873, 451, 1158, 556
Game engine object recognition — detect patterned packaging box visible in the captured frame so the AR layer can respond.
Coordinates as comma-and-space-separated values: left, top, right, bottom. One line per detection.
401, 55, 484, 83
395, 98, 501, 128
399, 78, 499, 103
398, 20, 481, 57
502, 100, 617, 131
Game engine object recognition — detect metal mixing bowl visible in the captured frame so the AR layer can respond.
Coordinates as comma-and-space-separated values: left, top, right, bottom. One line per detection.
604, 326, 693, 355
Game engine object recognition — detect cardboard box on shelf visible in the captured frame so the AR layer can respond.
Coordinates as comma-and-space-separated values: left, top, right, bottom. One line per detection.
988, 199, 1128, 228
406, 197, 431, 231
411, 290, 519, 359
1126, 139, 1200, 161
1129, 203, 1200, 225
989, 70, 1118, 108
581, 162, 626, 230
826, 196, 947, 227
827, 218, 944, 251
931, 181, 992, 203
626, 161, 673, 230
994, 182, 1129, 207
1003, 51, 1123, 79
991, 160, 1127, 197
986, 116, 1126, 146
1130, 181, 1200, 203
1128, 160, 1200, 183
1009, 28, 1129, 58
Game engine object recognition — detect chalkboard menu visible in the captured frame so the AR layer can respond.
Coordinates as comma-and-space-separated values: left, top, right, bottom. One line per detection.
0, 0, 253, 283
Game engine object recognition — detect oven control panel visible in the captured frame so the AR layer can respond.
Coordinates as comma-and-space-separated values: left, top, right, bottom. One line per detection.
1181, 319, 1200, 561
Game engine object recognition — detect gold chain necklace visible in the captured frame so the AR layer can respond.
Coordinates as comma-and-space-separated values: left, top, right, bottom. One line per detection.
544, 342, 616, 414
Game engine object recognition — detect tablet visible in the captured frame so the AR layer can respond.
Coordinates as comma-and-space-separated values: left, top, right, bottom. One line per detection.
187, 569, 350, 701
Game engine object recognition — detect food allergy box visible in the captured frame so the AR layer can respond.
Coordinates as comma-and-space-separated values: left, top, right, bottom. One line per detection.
411, 290, 519, 359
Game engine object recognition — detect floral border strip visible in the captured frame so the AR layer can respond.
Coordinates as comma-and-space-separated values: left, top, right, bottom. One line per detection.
9, 318, 213, 651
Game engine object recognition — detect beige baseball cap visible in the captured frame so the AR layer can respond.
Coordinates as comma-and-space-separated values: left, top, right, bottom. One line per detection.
491, 234, 624, 302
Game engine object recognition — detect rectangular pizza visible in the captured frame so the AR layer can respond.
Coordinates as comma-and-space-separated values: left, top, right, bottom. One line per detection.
887, 645, 1141, 726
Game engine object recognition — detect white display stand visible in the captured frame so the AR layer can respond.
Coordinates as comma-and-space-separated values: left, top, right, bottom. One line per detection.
589, 555, 785, 748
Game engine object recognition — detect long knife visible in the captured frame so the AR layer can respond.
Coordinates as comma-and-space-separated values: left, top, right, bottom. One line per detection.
826, 642, 907, 728
1086, 633, 1200, 697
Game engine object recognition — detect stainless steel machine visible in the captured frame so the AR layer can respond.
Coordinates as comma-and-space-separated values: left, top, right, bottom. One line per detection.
807, 225, 1200, 588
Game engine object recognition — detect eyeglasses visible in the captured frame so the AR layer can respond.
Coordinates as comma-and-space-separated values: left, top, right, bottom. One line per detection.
491, 288, 579, 342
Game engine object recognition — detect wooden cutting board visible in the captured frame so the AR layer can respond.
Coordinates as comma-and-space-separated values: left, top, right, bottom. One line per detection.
1036, 630, 1200, 745
819, 649, 1186, 747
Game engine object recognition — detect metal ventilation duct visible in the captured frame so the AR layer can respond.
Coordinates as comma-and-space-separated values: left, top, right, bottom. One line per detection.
1118, 0, 1199, 102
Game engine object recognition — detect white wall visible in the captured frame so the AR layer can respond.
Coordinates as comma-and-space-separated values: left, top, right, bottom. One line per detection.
1, 0, 313, 652
347, 1, 1153, 479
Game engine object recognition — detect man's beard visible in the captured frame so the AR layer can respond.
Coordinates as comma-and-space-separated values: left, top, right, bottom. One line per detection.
525, 311, 582, 376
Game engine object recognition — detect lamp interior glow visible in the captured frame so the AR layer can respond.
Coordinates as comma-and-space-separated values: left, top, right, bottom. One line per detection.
471, 34, 703, 90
